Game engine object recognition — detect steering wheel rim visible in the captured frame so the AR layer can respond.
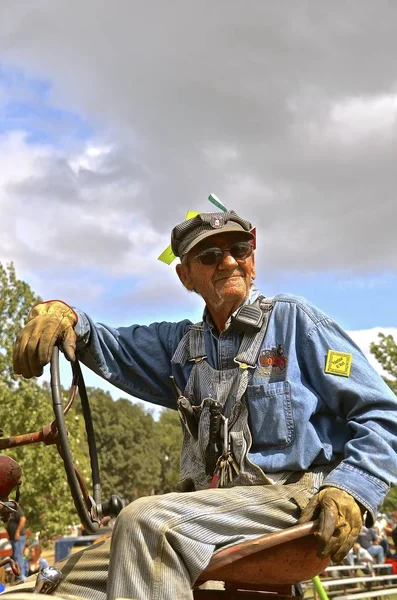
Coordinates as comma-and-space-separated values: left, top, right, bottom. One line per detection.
50, 346, 101, 533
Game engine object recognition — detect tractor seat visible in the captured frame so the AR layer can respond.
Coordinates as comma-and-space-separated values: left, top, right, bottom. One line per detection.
195, 520, 329, 598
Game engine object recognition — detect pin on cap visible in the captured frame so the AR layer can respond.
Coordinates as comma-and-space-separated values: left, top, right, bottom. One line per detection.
209, 214, 224, 228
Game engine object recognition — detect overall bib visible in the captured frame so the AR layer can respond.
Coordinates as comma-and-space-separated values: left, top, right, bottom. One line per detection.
171, 302, 333, 503
172, 301, 275, 492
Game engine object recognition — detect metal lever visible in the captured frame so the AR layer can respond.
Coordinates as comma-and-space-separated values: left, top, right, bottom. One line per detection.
0, 557, 20, 576
34, 566, 63, 594
98, 494, 125, 518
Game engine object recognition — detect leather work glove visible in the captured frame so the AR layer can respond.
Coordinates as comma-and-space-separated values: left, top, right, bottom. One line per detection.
13, 300, 78, 379
298, 486, 363, 563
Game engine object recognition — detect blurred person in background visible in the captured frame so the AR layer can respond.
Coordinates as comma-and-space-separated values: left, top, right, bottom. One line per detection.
357, 525, 385, 564
374, 513, 391, 557
385, 512, 397, 558
352, 542, 374, 575
24, 542, 48, 578
5, 504, 26, 582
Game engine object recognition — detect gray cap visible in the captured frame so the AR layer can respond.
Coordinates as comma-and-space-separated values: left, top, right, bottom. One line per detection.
171, 210, 254, 258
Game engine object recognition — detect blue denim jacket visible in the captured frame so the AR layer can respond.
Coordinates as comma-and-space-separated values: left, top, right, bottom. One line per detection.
74, 287, 397, 523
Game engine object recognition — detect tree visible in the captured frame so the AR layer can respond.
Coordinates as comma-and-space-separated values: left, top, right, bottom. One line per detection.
381, 488, 397, 512
82, 389, 162, 501
0, 261, 91, 539
76, 390, 182, 500
370, 333, 397, 509
0, 263, 40, 385
0, 261, 183, 539
370, 333, 397, 394
0, 379, 91, 539
154, 409, 182, 494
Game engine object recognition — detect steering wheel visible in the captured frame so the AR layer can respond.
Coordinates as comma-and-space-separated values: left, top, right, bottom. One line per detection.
50, 347, 124, 533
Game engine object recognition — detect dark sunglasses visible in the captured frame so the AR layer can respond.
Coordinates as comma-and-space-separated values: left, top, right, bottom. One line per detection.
192, 241, 253, 266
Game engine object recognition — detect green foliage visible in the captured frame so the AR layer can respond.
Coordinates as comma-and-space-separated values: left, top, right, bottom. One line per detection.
79, 390, 182, 501
0, 263, 40, 385
0, 261, 183, 541
154, 409, 183, 494
371, 332, 397, 510
84, 389, 161, 500
382, 487, 397, 512
370, 333, 397, 394
0, 262, 91, 538
1, 378, 183, 539
0, 378, 91, 539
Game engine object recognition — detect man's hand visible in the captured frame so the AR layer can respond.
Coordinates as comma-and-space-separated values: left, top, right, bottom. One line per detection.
298, 486, 363, 563
13, 300, 78, 379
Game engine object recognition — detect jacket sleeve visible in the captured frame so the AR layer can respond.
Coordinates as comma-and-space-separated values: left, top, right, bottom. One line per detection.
74, 309, 191, 409
299, 313, 397, 524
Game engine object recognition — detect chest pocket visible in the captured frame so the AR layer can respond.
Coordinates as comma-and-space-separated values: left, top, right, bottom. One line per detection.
246, 380, 294, 450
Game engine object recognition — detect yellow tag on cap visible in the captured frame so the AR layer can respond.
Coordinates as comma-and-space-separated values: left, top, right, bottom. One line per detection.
157, 246, 176, 265
185, 211, 200, 220
157, 211, 200, 264
325, 350, 352, 377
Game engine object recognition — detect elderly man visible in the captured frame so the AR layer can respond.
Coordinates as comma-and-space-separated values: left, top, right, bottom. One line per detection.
13, 210, 397, 600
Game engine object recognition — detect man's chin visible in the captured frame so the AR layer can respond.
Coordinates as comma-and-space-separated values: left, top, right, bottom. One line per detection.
215, 280, 248, 301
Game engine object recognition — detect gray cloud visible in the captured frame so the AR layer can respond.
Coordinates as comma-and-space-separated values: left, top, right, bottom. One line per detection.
0, 0, 397, 304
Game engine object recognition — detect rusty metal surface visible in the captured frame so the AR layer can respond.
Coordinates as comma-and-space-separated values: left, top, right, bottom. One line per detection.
59, 378, 78, 417
0, 424, 59, 451
199, 521, 330, 586
0, 376, 73, 453
203, 521, 317, 572
0, 455, 22, 497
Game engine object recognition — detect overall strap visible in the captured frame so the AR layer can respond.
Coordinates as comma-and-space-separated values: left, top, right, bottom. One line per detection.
234, 297, 274, 369
171, 323, 206, 365
188, 323, 207, 361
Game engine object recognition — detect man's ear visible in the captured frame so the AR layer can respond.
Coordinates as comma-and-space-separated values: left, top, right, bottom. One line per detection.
176, 262, 195, 291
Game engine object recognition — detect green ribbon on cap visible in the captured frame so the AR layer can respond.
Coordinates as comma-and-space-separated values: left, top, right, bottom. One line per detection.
208, 193, 227, 212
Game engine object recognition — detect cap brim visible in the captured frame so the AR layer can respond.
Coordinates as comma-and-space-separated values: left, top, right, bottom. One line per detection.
183, 224, 254, 256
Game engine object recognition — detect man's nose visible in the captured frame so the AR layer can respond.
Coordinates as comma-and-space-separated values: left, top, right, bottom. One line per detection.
217, 251, 238, 269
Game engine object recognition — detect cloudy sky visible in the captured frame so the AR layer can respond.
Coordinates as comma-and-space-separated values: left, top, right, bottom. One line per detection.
0, 1, 396, 406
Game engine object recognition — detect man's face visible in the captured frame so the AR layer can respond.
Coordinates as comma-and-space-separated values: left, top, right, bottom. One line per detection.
176, 232, 256, 310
